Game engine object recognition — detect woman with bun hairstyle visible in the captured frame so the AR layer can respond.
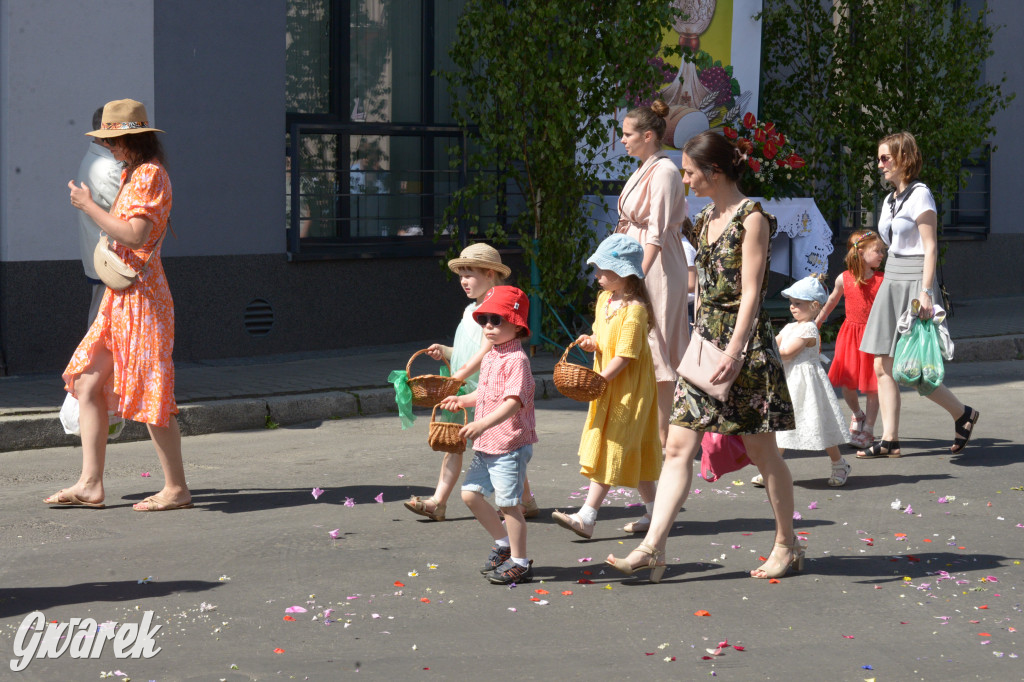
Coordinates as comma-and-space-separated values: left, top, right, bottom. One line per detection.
615, 100, 690, 482
606, 129, 798, 582
857, 131, 979, 458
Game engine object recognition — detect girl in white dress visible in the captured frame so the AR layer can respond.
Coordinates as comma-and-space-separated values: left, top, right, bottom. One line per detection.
755, 276, 851, 487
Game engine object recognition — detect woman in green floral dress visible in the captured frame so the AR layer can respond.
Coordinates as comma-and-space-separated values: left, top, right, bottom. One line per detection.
607, 130, 800, 583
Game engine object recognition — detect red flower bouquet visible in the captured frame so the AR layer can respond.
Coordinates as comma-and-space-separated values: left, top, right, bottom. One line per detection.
723, 113, 806, 200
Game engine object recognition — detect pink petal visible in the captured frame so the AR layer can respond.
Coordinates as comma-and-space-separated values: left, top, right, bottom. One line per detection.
793, 511, 802, 520
285, 606, 308, 613
329, 529, 341, 539
374, 492, 385, 504
312, 487, 324, 500
344, 497, 355, 507
140, 472, 151, 477
807, 501, 818, 510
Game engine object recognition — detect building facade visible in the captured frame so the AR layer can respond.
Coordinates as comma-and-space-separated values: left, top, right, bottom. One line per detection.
0, 0, 1020, 376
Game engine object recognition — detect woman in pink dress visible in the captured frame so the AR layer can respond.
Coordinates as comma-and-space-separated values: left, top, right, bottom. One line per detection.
46, 99, 191, 512
616, 101, 691, 455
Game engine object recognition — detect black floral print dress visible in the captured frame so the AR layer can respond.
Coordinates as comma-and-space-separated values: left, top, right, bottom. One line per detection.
670, 200, 795, 434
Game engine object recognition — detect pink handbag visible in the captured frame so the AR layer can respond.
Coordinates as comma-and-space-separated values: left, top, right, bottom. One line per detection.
700, 432, 751, 482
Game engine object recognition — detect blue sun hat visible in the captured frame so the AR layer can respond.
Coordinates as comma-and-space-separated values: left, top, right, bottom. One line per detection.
587, 234, 645, 279
781, 275, 828, 305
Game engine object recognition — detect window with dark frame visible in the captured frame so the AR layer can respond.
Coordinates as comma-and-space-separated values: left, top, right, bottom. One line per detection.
285, 0, 515, 260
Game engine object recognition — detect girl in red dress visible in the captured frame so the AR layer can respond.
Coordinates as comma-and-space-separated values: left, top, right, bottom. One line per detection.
816, 230, 886, 449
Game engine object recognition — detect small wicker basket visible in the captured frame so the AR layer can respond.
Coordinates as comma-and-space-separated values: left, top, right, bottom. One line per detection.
406, 349, 465, 408
428, 405, 468, 454
552, 340, 607, 402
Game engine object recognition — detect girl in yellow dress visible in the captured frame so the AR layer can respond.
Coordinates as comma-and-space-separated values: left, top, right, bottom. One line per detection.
551, 235, 662, 539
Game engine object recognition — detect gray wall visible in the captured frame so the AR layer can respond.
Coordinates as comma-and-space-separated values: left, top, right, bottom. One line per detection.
153, 0, 285, 257
0, 0, 155, 262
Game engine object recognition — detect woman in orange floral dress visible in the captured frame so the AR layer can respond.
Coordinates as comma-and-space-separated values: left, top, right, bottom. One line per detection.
46, 99, 191, 512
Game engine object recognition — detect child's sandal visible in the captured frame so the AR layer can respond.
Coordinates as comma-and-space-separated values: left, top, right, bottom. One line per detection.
403, 496, 446, 521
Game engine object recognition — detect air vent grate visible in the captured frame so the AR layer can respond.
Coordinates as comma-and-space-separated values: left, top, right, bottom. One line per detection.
244, 298, 274, 337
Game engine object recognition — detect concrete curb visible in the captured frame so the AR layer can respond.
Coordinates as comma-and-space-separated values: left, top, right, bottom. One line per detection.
3, 341, 1021, 454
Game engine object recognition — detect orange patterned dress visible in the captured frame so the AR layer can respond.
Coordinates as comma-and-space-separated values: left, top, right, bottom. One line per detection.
63, 162, 177, 427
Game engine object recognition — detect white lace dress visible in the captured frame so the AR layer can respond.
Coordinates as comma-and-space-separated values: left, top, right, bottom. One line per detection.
775, 321, 849, 451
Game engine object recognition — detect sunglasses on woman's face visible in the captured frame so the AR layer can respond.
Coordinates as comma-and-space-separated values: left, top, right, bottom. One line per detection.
476, 313, 505, 327
877, 154, 892, 164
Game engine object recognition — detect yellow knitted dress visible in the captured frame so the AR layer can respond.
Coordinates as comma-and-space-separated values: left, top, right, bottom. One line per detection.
577, 290, 662, 487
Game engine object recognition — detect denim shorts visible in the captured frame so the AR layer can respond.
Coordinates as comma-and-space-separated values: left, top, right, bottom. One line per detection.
461, 445, 533, 508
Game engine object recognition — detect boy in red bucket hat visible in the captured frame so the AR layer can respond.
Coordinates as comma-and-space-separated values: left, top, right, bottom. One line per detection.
438, 286, 538, 584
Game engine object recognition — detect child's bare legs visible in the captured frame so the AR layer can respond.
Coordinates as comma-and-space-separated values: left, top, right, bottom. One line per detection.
825, 445, 842, 463
624, 478, 659, 532
462, 489, 505, 539
135, 417, 191, 509
44, 347, 114, 506
552, 480, 608, 538
434, 452, 463, 505
501, 506, 527, 558
841, 386, 860, 415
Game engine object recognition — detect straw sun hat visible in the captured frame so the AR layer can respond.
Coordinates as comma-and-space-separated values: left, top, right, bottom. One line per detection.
447, 243, 511, 278
86, 99, 164, 138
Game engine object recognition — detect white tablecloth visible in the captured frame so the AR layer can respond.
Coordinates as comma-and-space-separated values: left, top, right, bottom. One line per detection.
585, 196, 832, 279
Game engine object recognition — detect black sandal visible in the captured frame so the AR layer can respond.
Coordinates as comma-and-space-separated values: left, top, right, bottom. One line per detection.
856, 439, 901, 459
950, 406, 980, 454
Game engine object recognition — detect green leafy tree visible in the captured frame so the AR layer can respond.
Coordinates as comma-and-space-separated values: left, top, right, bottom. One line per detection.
758, 0, 1013, 236
438, 0, 679, 343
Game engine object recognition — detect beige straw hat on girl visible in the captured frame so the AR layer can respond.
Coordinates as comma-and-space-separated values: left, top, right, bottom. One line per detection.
447, 243, 511, 278
86, 99, 164, 138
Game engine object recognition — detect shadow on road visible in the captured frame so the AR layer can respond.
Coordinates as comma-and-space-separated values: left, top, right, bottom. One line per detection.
0, 580, 223, 619
120, 485, 436, 514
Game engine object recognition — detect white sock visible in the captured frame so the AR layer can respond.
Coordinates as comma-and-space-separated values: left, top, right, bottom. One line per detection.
495, 537, 510, 548
511, 557, 530, 567
577, 505, 598, 525
645, 501, 655, 516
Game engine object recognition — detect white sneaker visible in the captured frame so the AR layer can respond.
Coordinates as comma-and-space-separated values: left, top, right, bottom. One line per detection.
750, 473, 765, 487
828, 458, 851, 487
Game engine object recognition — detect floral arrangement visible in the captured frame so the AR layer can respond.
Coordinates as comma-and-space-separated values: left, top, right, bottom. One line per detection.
724, 112, 806, 200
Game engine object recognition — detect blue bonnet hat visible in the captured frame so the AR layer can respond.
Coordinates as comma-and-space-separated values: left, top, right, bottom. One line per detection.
781, 275, 828, 305
587, 234, 645, 279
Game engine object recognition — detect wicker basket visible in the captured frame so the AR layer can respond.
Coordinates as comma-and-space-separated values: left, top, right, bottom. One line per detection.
428, 405, 468, 454
406, 349, 465, 407
552, 340, 608, 402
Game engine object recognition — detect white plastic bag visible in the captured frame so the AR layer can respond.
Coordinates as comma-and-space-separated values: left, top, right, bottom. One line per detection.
60, 393, 125, 439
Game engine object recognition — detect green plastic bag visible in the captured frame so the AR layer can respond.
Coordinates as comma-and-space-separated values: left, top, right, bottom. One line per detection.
893, 317, 945, 396
387, 362, 456, 430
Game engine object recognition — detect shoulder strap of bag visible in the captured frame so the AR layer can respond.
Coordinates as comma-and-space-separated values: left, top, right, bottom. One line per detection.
103, 181, 167, 273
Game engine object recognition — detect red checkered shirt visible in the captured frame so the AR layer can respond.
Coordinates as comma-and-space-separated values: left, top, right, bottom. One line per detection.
472, 339, 537, 455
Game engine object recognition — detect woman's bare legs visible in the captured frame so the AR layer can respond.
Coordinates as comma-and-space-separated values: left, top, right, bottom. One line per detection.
744, 431, 797, 578
859, 355, 903, 456
44, 346, 115, 505
864, 355, 965, 456
607, 424, 700, 567
135, 416, 191, 509
656, 381, 674, 448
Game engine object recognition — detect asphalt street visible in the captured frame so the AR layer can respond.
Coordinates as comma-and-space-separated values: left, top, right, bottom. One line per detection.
1, 360, 1022, 681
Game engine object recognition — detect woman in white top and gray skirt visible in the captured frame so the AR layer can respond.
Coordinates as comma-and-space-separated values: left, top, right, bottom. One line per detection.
857, 131, 979, 459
